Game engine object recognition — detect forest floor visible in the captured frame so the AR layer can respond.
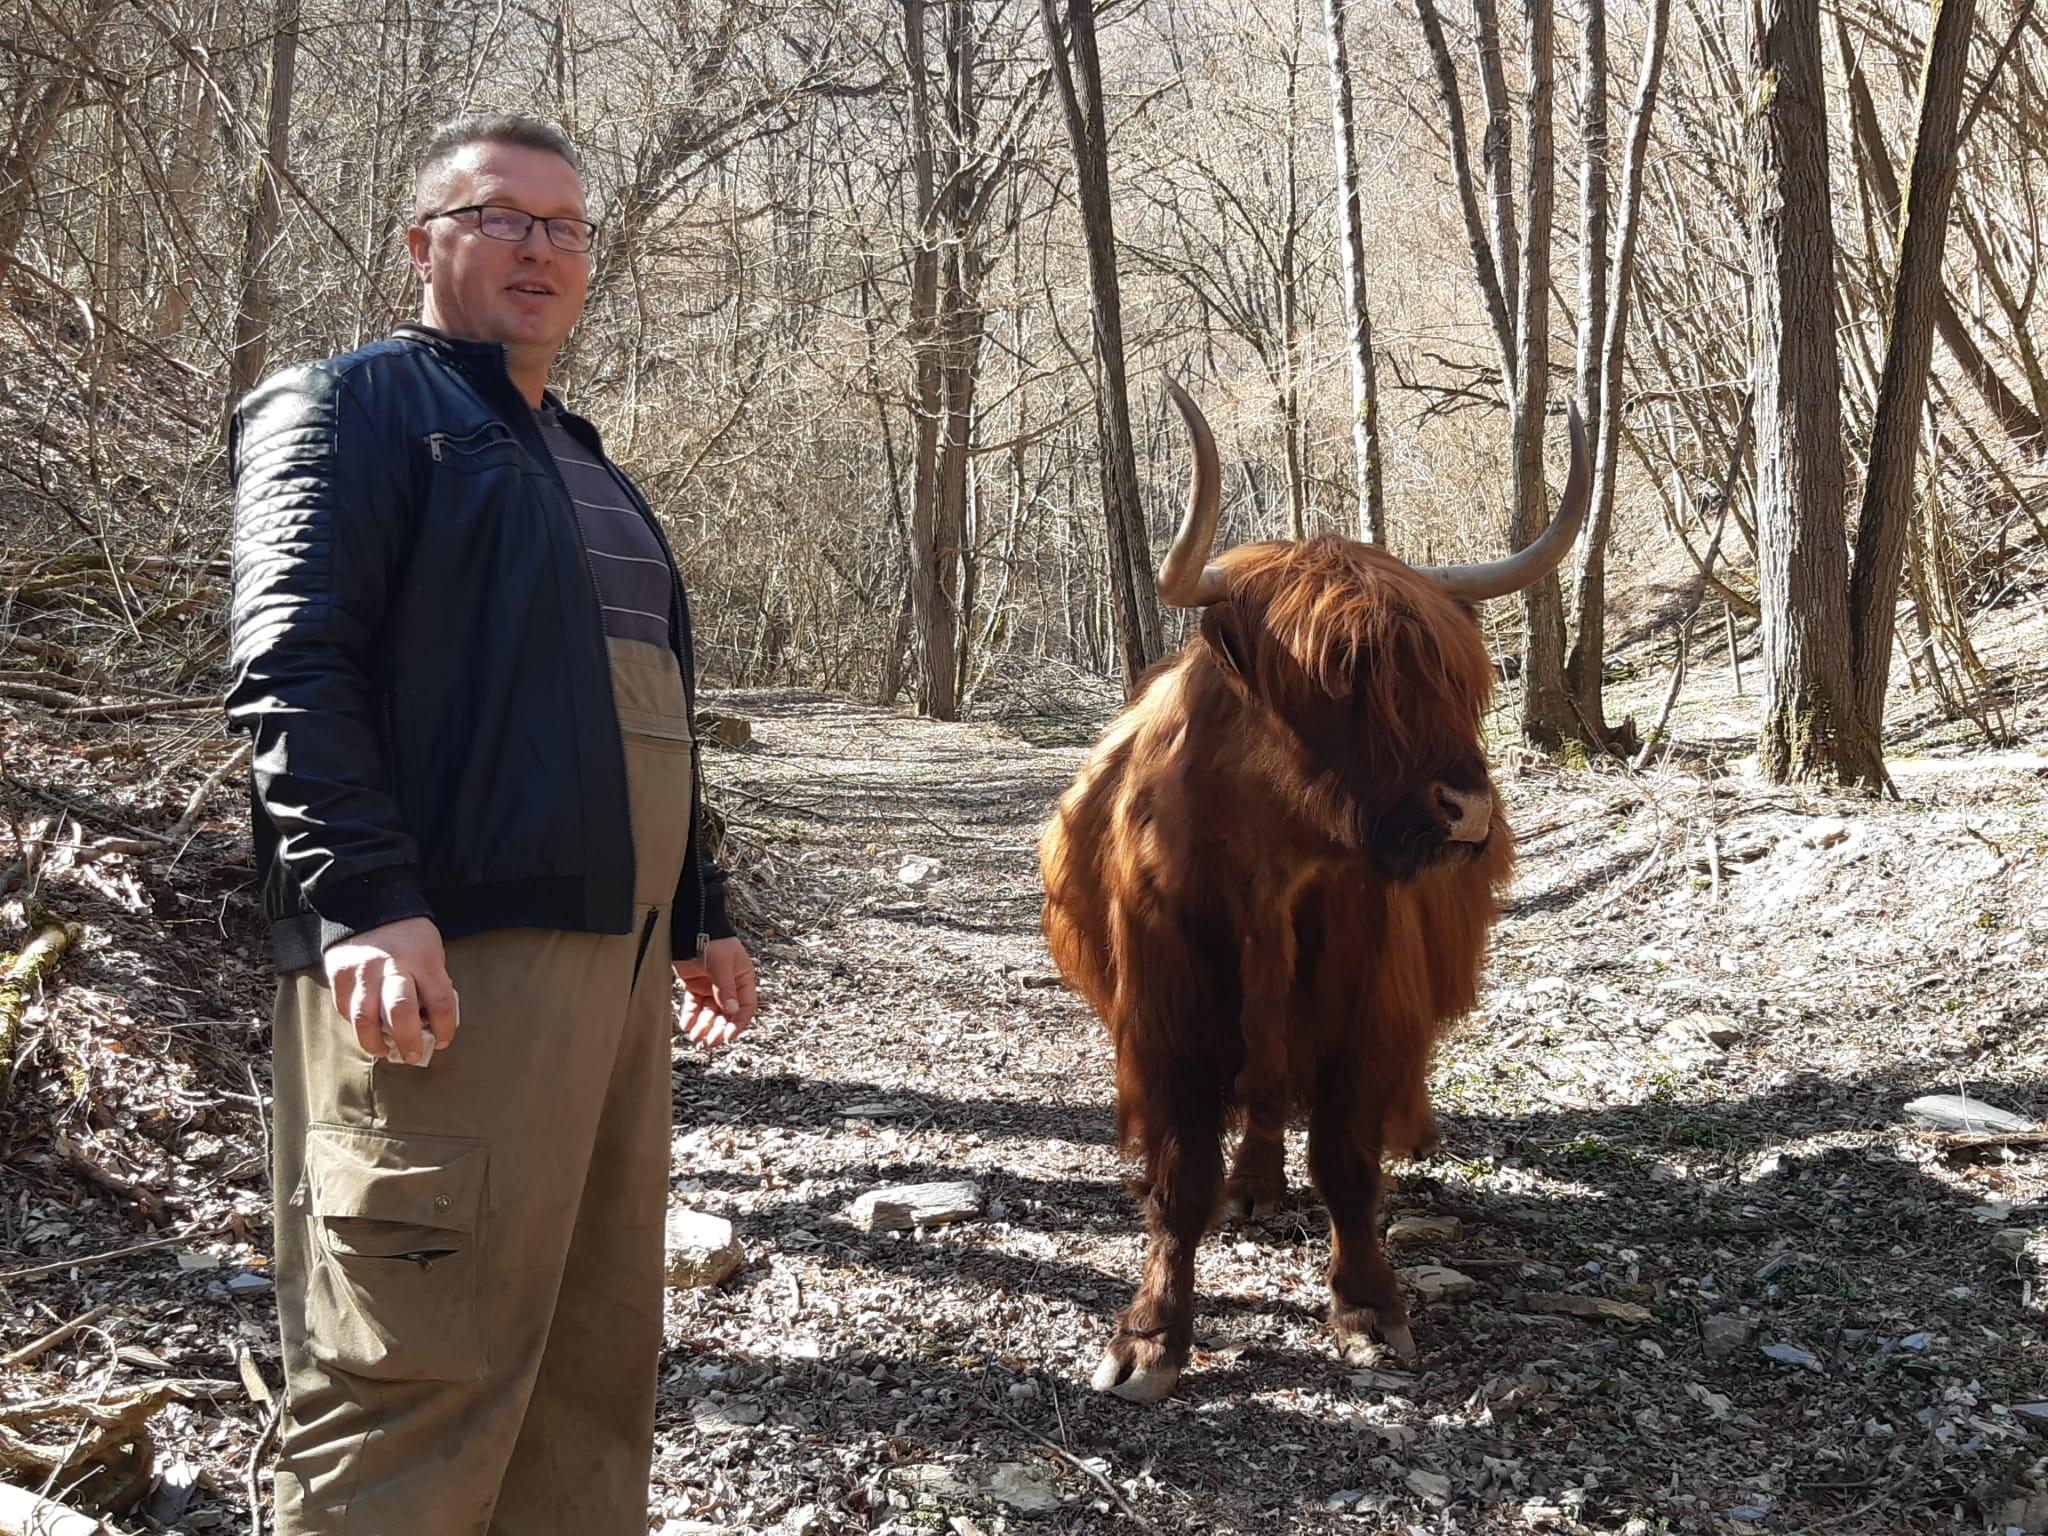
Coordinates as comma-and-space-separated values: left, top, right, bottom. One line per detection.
3, 634, 2048, 1535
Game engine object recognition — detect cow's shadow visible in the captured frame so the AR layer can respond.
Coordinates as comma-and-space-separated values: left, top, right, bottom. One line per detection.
664, 1054, 2047, 1529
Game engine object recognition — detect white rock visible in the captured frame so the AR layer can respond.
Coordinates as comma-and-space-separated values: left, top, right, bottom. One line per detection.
1762, 1342, 1819, 1370
1386, 1216, 1464, 1248
896, 1465, 971, 1499
847, 1180, 983, 1232
1405, 1469, 1453, 1508
1996, 1493, 2048, 1532
1702, 1313, 1756, 1360
1802, 817, 1851, 849
1686, 1382, 1732, 1419
896, 856, 940, 886
1398, 1264, 1476, 1303
665, 1209, 744, 1289
1904, 1094, 2036, 1134
984, 1463, 1062, 1513
689, 1398, 764, 1434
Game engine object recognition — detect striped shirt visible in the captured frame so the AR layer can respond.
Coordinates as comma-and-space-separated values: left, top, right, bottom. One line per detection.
534, 407, 673, 649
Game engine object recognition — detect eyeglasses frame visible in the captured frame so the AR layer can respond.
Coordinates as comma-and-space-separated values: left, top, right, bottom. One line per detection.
418, 203, 600, 254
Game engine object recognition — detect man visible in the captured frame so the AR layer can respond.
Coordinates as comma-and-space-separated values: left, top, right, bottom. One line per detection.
226, 114, 758, 1534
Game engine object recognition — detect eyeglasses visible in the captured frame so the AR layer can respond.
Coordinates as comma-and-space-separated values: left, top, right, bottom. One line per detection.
420, 203, 598, 254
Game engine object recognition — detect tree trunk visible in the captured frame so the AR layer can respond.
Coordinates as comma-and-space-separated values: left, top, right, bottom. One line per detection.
1472, 0, 1521, 345
1836, 11, 2043, 452
1412, 0, 1516, 388
1749, 0, 1870, 785
1846, 0, 1977, 745
152, 39, 219, 339
1510, 0, 1570, 747
1323, 0, 1385, 543
933, 0, 982, 715
1042, 0, 1164, 694
226, 0, 301, 411
1562, 0, 1610, 741
0, 0, 123, 266
903, 0, 957, 719
1564, 0, 1673, 749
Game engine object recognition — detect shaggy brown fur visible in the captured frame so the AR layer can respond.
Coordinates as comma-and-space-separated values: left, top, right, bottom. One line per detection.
1040, 535, 1514, 1401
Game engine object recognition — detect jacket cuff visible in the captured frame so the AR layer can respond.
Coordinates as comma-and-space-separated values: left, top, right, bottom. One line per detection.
699, 866, 736, 943
671, 864, 736, 959
312, 865, 434, 953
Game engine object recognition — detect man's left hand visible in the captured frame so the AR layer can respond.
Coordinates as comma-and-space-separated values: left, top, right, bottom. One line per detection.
675, 936, 757, 1048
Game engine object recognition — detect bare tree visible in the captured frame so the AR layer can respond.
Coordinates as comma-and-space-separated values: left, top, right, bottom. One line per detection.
1564, 0, 1673, 749
1042, 0, 1164, 694
1748, 0, 1869, 785
226, 0, 300, 411
1323, 0, 1385, 543
1846, 0, 1980, 741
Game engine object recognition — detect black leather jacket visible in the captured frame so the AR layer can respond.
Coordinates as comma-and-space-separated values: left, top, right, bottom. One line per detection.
225, 323, 732, 972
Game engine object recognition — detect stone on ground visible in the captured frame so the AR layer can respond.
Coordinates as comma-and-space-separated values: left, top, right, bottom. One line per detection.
1398, 1264, 1476, 1303
666, 1209, 744, 1289
847, 1180, 983, 1232
1904, 1094, 2035, 1134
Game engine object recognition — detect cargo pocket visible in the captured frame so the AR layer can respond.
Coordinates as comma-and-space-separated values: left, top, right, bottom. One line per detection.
297, 1123, 488, 1383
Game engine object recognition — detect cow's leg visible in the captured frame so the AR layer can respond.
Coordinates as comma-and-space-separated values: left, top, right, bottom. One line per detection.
1308, 1080, 1416, 1366
1380, 1049, 1441, 1163
1224, 1102, 1287, 1220
1224, 926, 1296, 1219
1093, 1071, 1223, 1404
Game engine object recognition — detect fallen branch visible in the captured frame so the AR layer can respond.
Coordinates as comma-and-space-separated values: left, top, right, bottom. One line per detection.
245, 1399, 281, 1536
1927, 1129, 2048, 1162
0, 1483, 113, 1535
0, 922, 78, 1101
0, 1228, 210, 1286
53, 1134, 169, 1228
60, 695, 221, 724
81, 743, 251, 859
984, 1403, 1162, 1534
0, 1307, 111, 1370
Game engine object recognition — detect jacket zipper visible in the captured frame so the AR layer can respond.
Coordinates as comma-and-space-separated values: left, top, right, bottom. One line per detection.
426, 423, 517, 463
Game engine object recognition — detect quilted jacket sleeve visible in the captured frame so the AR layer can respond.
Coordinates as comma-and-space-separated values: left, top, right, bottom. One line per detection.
225, 362, 432, 948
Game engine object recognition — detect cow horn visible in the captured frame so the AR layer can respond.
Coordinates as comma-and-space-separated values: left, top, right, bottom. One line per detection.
1414, 402, 1590, 602
1157, 376, 1229, 608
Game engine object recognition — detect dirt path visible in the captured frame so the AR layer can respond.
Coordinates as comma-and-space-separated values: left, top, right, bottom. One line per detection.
2, 690, 2045, 1533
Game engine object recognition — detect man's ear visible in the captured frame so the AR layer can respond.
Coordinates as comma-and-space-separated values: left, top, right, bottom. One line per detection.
1200, 602, 1256, 695
405, 223, 433, 286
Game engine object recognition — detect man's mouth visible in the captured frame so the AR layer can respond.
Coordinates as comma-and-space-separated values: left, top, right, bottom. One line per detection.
508, 283, 554, 297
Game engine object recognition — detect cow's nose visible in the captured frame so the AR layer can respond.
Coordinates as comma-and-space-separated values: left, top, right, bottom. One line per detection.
1432, 783, 1492, 843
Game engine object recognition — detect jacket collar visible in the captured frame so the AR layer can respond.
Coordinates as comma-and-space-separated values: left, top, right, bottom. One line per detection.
393, 322, 597, 445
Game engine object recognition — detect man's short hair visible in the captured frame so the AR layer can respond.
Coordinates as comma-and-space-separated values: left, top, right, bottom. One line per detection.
414, 115, 580, 217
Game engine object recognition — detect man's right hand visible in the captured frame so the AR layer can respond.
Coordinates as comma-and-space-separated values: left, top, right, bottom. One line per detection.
324, 916, 460, 1066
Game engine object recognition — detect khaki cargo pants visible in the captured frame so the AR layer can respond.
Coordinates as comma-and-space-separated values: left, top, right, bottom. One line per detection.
270, 640, 695, 1535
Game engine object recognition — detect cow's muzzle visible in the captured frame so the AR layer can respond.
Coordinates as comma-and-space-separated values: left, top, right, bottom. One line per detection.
1432, 783, 1492, 844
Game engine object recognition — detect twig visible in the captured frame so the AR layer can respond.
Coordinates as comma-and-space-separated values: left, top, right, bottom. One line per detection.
0, 1227, 211, 1285
0, 1304, 111, 1369
245, 1398, 282, 1536
60, 694, 222, 723
985, 1404, 1161, 1534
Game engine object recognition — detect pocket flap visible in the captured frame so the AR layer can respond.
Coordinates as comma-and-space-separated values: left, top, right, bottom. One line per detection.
306, 1124, 487, 1234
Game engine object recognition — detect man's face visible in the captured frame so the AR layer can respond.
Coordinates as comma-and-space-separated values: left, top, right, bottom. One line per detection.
406, 143, 591, 362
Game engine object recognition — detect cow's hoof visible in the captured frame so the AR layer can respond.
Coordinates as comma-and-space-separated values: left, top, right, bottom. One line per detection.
1332, 1303, 1418, 1367
1091, 1335, 1185, 1403
1224, 1176, 1285, 1221
1383, 1107, 1442, 1164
